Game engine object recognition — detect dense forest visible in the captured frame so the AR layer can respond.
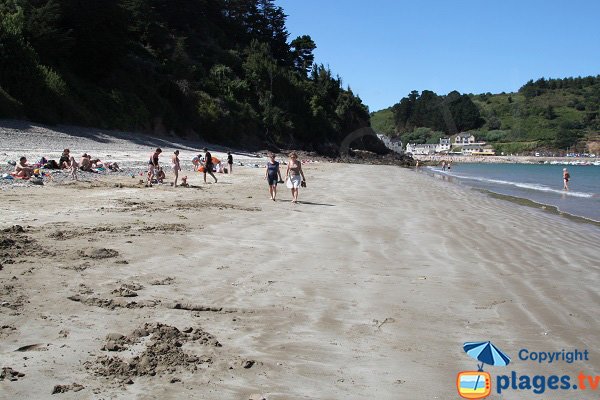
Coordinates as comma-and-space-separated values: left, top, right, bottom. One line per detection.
371, 76, 600, 154
0, 0, 370, 152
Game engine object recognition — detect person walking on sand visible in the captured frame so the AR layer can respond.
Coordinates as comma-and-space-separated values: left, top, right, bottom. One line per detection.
563, 168, 570, 191
227, 151, 233, 174
172, 150, 181, 187
147, 148, 162, 186
285, 152, 306, 203
264, 153, 282, 201
203, 148, 217, 183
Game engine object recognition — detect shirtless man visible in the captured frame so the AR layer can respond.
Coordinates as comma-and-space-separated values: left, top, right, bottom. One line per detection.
14, 157, 34, 179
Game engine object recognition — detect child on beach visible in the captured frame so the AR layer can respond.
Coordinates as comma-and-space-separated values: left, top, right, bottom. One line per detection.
68, 154, 78, 180
156, 167, 166, 183
172, 150, 181, 187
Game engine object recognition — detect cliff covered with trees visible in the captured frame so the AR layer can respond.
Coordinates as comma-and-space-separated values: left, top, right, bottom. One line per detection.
371, 75, 600, 154
0, 0, 370, 152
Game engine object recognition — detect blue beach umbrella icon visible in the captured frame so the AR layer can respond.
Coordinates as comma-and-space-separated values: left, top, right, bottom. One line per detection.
463, 341, 511, 391
464, 341, 511, 370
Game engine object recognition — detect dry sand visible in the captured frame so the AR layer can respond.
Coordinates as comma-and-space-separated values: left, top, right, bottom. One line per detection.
1, 154, 600, 399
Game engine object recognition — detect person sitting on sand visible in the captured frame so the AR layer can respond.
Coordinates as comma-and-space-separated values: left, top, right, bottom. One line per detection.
80, 154, 92, 171
106, 162, 121, 172
59, 149, 71, 169
14, 157, 34, 179
285, 152, 306, 204
172, 150, 181, 187
147, 148, 162, 186
264, 152, 282, 201
563, 168, 570, 191
156, 167, 166, 183
203, 148, 217, 184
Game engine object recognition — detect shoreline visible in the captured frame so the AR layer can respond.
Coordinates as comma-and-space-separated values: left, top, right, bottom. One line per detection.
419, 166, 600, 225
414, 154, 599, 165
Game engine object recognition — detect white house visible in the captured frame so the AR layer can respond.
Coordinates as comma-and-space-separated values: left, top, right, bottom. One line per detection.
460, 144, 485, 155
437, 138, 451, 153
406, 143, 437, 155
452, 133, 476, 145
406, 137, 451, 155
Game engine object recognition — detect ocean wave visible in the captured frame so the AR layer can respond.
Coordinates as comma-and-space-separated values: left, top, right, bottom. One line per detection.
435, 170, 595, 198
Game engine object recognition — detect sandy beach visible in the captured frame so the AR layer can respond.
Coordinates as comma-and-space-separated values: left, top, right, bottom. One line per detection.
1, 127, 600, 399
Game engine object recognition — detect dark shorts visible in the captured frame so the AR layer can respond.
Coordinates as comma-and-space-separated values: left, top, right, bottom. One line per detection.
267, 175, 278, 186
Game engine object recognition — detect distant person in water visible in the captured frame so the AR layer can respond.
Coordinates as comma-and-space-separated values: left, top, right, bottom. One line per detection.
448, 160, 452, 170
227, 151, 233, 174
415, 160, 420, 168
441, 160, 447, 171
147, 148, 162, 186
563, 168, 570, 191
172, 150, 181, 187
203, 148, 217, 183
264, 153, 282, 201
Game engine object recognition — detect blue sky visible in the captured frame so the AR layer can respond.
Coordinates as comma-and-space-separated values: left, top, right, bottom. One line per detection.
277, 0, 600, 112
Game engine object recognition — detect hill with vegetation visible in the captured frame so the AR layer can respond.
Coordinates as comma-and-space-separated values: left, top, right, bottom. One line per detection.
371, 76, 600, 154
0, 0, 369, 153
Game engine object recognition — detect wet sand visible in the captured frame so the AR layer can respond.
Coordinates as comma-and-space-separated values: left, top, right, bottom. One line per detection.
1, 161, 599, 399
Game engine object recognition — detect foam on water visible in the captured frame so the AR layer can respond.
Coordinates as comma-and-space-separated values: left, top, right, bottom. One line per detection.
438, 170, 595, 198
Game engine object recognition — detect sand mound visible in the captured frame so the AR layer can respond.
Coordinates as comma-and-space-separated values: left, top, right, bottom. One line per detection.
78, 248, 120, 259
86, 323, 221, 380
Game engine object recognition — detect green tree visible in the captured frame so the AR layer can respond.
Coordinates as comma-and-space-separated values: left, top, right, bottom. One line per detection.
290, 35, 315, 76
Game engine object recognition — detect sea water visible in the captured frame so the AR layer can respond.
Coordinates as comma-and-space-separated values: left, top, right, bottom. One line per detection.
428, 163, 600, 222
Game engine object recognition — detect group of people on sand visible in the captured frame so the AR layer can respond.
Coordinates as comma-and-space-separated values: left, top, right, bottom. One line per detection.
147, 147, 233, 187
147, 147, 307, 203
57, 149, 120, 180
13, 149, 120, 180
